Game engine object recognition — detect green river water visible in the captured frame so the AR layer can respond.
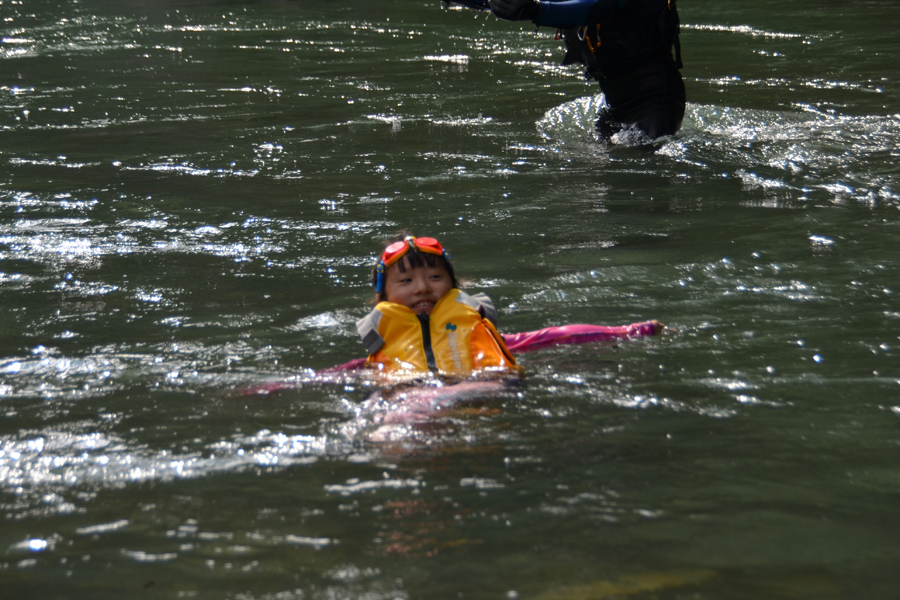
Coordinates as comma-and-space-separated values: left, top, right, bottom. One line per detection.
1, 0, 899, 598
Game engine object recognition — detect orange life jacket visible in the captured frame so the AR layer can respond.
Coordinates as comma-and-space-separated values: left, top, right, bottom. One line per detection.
356, 289, 517, 374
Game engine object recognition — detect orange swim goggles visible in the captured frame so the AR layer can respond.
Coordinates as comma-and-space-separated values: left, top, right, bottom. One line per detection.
375, 235, 449, 293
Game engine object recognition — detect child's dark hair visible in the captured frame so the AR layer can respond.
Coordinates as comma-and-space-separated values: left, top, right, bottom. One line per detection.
370, 232, 458, 302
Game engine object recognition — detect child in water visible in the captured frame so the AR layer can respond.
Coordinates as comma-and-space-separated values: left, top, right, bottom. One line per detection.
355, 233, 661, 375
356, 234, 518, 374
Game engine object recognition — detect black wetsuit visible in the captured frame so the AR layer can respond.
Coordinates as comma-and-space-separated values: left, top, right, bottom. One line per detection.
544, 0, 685, 139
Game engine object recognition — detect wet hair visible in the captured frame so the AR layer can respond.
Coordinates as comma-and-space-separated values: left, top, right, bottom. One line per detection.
370, 232, 458, 302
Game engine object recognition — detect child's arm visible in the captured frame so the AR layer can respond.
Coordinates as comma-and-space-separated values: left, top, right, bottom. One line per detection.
501, 321, 662, 354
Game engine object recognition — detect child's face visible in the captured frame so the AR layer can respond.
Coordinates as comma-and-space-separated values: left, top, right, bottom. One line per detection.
383, 256, 453, 315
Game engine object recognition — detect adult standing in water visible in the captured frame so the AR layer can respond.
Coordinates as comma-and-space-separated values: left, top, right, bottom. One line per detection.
486, 0, 685, 141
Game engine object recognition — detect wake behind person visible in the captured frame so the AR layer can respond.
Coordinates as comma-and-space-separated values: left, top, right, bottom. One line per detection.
476, 0, 686, 142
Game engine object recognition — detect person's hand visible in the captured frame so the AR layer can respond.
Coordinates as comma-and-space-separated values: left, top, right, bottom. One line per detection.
489, 0, 539, 21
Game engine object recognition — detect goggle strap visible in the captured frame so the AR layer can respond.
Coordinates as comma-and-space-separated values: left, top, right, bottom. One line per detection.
375, 263, 385, 294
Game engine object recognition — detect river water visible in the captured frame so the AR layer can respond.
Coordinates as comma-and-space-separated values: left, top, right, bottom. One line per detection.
2, 0, 899, 598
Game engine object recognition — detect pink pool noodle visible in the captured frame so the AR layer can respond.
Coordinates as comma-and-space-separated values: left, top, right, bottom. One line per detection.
500, 321, 661, 354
